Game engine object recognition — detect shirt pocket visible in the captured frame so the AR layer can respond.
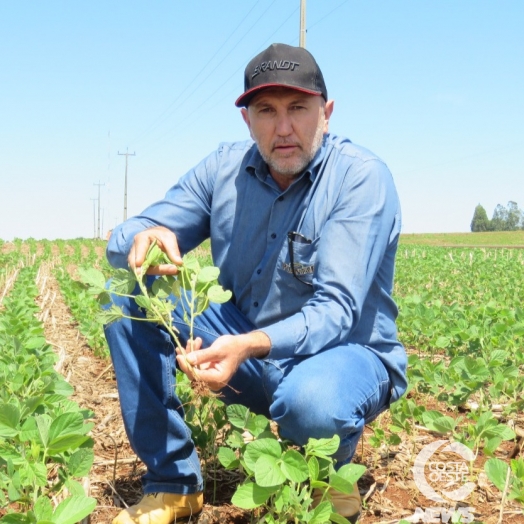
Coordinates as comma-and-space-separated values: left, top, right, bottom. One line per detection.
286, 235, 319, 286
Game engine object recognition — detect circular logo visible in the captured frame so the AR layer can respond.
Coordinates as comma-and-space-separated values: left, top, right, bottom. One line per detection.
412, 440, 476, 503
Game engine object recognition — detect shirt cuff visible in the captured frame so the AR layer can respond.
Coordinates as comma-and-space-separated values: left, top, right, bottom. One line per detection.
259, 313, 306, 360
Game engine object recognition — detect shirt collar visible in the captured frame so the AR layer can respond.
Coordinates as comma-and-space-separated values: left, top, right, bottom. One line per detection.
245, 134, 329, 184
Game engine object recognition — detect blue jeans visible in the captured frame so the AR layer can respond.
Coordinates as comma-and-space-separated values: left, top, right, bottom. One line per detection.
104, 288, 391, 495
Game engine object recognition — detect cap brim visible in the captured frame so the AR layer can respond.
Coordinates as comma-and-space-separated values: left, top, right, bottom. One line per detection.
235, 83, 322, 107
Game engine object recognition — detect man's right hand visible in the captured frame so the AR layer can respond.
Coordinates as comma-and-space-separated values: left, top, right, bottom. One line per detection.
128, 226, 183, 275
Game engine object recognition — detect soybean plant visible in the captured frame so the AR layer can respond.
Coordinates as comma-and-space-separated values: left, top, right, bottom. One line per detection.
79, 241, 232, 380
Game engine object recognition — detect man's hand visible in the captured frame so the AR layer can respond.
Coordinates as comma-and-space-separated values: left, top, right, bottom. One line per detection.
176, 332, 271, 391
128, 226, 183, 275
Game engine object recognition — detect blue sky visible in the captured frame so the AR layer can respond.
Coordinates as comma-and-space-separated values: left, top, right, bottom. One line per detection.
1, 1, 522, 240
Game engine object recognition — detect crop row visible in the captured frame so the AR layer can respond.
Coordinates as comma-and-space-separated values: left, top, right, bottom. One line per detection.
0, 264, 96, 523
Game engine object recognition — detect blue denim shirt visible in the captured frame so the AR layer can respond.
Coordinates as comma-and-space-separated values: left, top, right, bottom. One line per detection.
107, 133, 408, 402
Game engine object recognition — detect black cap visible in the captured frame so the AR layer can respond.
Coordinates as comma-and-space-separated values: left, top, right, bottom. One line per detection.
235, 43, 328, 108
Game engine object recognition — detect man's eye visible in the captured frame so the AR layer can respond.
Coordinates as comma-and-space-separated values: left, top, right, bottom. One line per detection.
290, 105, 306, 111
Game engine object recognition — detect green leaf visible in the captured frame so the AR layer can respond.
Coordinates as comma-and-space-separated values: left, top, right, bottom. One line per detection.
49, 412, 84, 441
197, 266, 220, 283
19, 462, 47, 487
244, 439, 282, 472
0, 404, 20, 438
52, 495, 97, 524
328, 473, 354, 495
280, 449, 309, 483
134, 295, 151, 309
50, 377, 75, 397
485, 458, 509, 491
336, 463, 367, 486
48, 434, 91, 454
485, 423, 516, 441
78, 267, 107, 292
67, 448, 94, 477
33, 496, 54, 521
152, 277, 173, 298
305, 434, 340, 458
182, 254, 200, 272
207, 285, 232, 304
231, 482, 275, 510
226, 404, 250, 429
217, 447, 239, 470
245, 414, 270, 436
254, 454, 286, 487
98, 305, 124, 325
64, 478, 87, 497
0, 514, 31, 524
329, 514, 353, 524
24, 337, 47, 350
110, 269, 137, 294
435, 336, 451, 348
308, 455, 320, 482
309, 501, 332, 524
422, 410, 456, 434
19, 417, 39, 443
226, 430, 245, 449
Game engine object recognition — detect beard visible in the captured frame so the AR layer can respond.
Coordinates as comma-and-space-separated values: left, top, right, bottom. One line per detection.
258, 115, 326, 180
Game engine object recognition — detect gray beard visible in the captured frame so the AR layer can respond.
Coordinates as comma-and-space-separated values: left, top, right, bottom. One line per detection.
260, 117, 326, 179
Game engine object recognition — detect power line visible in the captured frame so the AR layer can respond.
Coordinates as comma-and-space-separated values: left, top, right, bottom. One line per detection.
136, 6, 300, 157
128, 0, 275, 149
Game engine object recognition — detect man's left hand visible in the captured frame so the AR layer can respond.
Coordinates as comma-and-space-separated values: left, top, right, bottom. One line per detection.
175, 332, 271, 391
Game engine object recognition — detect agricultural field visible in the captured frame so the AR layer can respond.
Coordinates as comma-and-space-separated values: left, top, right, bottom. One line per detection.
0, 235, 523, 524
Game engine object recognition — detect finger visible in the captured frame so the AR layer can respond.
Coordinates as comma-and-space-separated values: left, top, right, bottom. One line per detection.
186, 337, 203, 353
176, 354, 199, 380
145, 263, 180, 276
130, 232, 153, 270
193, 368, 227, 391
155, 229, 183, 266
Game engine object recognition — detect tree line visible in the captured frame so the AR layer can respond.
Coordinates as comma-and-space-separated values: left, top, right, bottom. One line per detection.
470, 201, 524, 232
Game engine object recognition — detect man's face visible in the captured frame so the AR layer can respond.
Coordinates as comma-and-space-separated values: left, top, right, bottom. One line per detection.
241, 87, 334, 186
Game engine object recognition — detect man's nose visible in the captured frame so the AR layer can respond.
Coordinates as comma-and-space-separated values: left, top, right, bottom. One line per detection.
275, 113, 293, 136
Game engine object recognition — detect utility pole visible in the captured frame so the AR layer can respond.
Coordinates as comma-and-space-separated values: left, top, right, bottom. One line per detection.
90, 198, 97, 239
93, 181, 105, 239
299, 0, 306, 48
118, 148, 136, 221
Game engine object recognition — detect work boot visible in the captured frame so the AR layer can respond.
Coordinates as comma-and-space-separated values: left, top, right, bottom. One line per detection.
312, 484, 361, 523
113, 492, 203, 524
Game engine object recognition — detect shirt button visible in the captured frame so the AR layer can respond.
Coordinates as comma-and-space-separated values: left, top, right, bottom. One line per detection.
254, 301, 259, 307
271, 233, 276, 239
278, 196, 284, 201
256, 269, 261, 275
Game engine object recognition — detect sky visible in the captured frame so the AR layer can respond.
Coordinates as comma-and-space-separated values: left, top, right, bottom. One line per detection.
1, 1, 523, 240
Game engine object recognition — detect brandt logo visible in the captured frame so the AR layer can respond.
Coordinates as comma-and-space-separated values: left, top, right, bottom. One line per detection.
252, 60, 300, 78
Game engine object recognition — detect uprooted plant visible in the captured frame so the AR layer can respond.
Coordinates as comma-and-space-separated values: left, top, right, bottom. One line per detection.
79, 241, 232, 389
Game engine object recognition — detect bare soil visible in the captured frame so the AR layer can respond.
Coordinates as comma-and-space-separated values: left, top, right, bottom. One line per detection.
36, 262, 524, 524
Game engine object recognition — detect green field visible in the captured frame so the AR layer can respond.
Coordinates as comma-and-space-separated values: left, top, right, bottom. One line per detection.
1, 236, 523, 523
400, 230, 524, 247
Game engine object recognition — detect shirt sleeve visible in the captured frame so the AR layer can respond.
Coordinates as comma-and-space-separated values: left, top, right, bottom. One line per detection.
106, 152, 217, 269
260, 157, 401, 359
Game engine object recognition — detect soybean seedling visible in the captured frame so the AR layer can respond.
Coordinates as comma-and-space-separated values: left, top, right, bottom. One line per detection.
79, 241, 232, 386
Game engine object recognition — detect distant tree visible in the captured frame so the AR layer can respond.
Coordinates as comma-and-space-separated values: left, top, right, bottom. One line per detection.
506, 201, 523, 230
470, 204, 491, 232
489, 201, 524, 231
491, 204, 508, 231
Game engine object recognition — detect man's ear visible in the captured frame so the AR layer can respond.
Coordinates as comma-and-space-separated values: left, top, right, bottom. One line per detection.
323, 100, 335, 133
241, 107, 254, 139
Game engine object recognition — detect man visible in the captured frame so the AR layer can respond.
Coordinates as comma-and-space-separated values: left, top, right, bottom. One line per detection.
105, 43, 407, 524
